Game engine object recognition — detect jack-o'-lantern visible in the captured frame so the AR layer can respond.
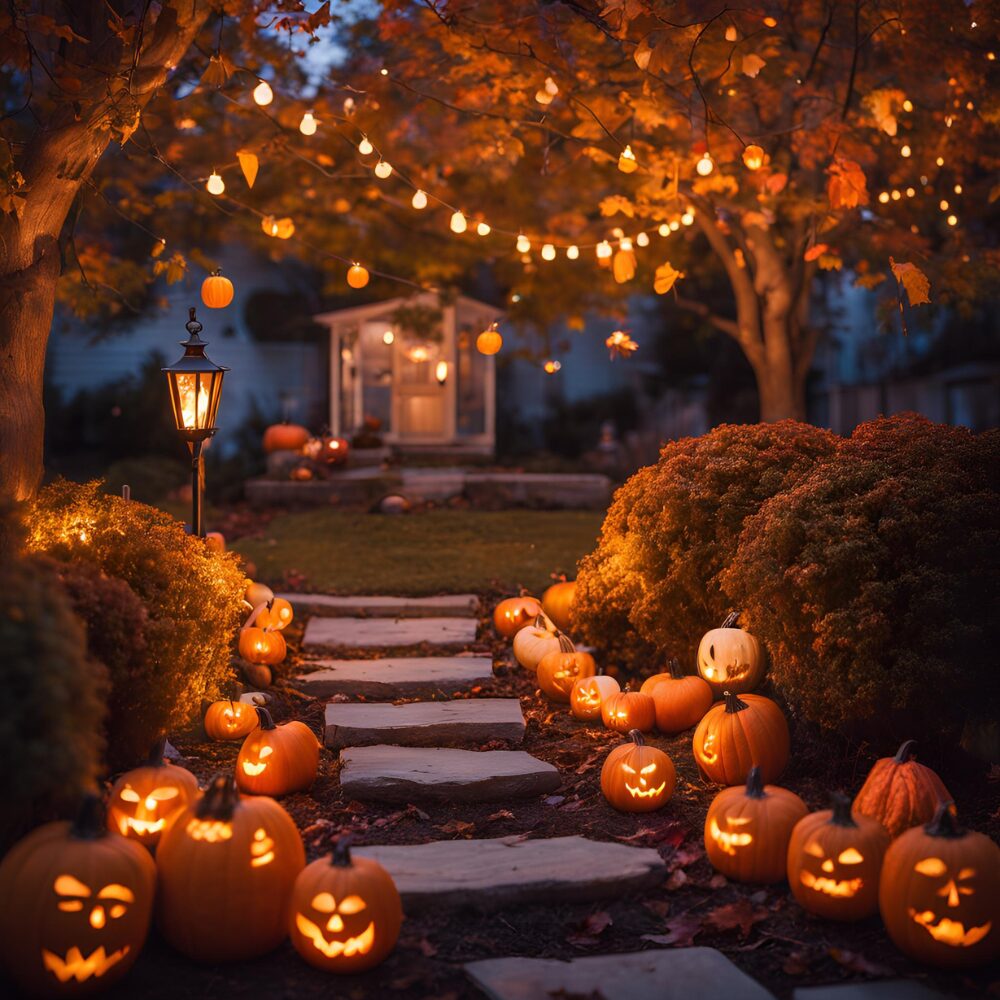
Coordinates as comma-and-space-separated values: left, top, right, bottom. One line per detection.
704, 766, 807, 883
156, 775, 305, 962
512, 615, 562, 671
239, 626, 286, 666
853, 739, 953, 839
106, 738, 199, 848
256, 597, 294, 631
236, 707, 319, 796
696, 612, 766, 697
493, 596, 543, 638
245, 580, 275, 607
204, 699, 259, 741
263, 424, 310, 454
0, 795, 156, 997
536, 634, 596, 702
693, 691, 789, 785
787, 793, 890, 921
541, 580, 576, 632
649, 658, 714, 733
570, 674, 621, 721
289, 837, 403, 973
879, 804, 999, 968
601, 689, 656, 734
319, 434, 349, 466
600, 730, 676, 812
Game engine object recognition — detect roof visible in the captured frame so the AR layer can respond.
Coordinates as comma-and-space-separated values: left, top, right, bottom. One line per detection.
314, 293, 502, 326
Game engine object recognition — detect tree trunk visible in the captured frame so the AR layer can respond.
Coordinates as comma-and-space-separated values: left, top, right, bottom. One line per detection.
753, 314, 809, 422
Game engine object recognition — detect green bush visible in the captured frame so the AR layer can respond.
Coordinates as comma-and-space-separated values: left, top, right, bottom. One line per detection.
573, 422, 838, 670
723, 414, 1000, 747
101, 455, 189, 505
25, 481, 247, 759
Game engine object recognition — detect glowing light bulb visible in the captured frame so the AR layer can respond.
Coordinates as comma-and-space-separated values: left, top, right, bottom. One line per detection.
906, 187, 915, 197
636, 232, 650, 247
947, 214, 957, 226
596, 240, 612, 259
696, 152, 714, 176
477, 221, 491, 236
411, 189, 428, 210
253, 80, 273, 106
939, 199, 949, 211
954, 183, 963, 194
658, 223, 670, 237
543, 359, 561, 374
902, 98, 913, 112
742, 144, 765, 170
374, 159, 392, 178
566, 245, 579, 259
681, 210, 695, 226
935, 156, 944, 166
516, 234, 531, 253
450, 211, 467, 234
619, 237, 633, 252
891, 189, 901, 201
299, 111, 317, 136
669, 220, 680, 231
878, 191, 890, 204
541, 243, 556, 260
382, 330, 395, 345
358, 136, 373, 155
435, 360, 448, 384
763, 16, 777, 27
900, 144, 911, 157
206, 171, 225, 196
618, 144, 638, 173
725, 25, 738, 41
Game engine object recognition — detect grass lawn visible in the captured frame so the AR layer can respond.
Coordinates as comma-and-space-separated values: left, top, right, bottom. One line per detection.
232, 508, 604, 595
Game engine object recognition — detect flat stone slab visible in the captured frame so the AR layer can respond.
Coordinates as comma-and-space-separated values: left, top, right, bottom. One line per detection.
296, 655, 494, 698
278, 593, 478, 618
324, 698, 524, 749
794, 983, 954, 1000
353, 836, 665, 911
304, 616, 477, 650
339, 745, 560, 802
466, 948, 775, 1000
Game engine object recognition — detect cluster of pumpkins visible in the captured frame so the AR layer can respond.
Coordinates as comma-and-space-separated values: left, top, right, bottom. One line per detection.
494, 589, 1000, 971
237, 581, 294, 686
263, 423, 350, 481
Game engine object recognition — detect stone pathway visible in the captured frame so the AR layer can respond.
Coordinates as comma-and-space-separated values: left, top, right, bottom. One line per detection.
279, 593, 478, 618
296, 654, 493, 698
303, 615, 477, 650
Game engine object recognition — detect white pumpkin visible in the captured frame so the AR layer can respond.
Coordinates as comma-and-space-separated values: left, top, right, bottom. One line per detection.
512, 615, 562, 671
696, 611, 765, 696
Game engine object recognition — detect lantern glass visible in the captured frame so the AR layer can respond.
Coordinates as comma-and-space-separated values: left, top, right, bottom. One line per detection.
162, 309, 228, 440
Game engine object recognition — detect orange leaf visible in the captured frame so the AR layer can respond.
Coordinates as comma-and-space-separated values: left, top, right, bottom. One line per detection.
742, 54, 766, 78
827, 157, 868, 210
890, 257, 931, 306
804, 243, 828, 261
654, 261, 684, 294
237, 150, 259, 189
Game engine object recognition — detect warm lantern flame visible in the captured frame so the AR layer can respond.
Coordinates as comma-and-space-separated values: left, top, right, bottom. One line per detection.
175, 374, 211, 430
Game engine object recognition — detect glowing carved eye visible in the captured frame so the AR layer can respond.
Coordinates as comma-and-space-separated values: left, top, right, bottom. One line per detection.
97, 884, 135, 903
55, 875, 91, 897
838, 848, 865, 864
119, 787, 141, 803
640, 763, 658, 774
150, 787, 180, 801
259, 746, 274, 758
958, 868, 976, 880
804, 842, 826, 858
311, 893, 337, 913
622, 764, 636, 774
338, 895, 366, 914
914, 857, 948, 877
109, 905, 127, 919
57, 901, 84, 912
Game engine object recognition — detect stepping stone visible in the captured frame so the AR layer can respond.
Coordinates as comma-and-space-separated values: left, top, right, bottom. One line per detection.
353, 835, 665, 911
794, 983, 955, 1000
296, 655, 494, 699
324, 698, 525, 749
279, 593, 478, 618
466, 948, 775, 1000
304, 616, 477, 651
339, 745, 560, 802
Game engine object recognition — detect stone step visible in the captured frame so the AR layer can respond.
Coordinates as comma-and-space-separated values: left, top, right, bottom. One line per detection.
353, 835, 665, 912
278, 593, 479, 618
324, 698, 524, 749
466, 948, 775, 1000
339, 745, 560, 803
793, 983, 954, 1000
303, 615, 477, 651
296, 655, 494, 699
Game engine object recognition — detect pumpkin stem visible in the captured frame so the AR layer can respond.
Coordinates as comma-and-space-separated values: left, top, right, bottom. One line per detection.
925, 801, 964, 839
255, 706, 277, 730
70, 794, 109, 840
557, 633, 576, 654
145, 735, 168, 767
721, 611, 740, 629
722, 690, 748, 714
744, 765, 766, 799
331, 834, 354, 867
628, 729, 646, 747
196, 775, 238, 821
667, 657, 684, 680
829, 792, 858, 827
893, 739, 918, 764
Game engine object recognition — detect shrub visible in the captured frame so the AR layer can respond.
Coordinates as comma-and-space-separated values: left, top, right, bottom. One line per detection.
25, 481, 247, 760
723, 414, 1000, 746
101, 455, 189, 504
573, 422, 837, 670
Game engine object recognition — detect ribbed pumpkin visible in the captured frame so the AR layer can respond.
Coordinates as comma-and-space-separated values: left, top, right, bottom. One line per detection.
696, 612, 766, 697
569, 674, 621, 721
238, 626, 286, 667
692, 691, 789, 785
236, 707, 319, 796
156, 776, 304, 962
601, 689, 656, 734
346, 264, 369, 288
256, 597, 294, 631
704, 766, 807, 883
0, 796, 156, 998
853, 739, 952, 839
204, 699, 259, 741
200, 270, 234, 309
512, 615, 561, 671
536, 634, 595, 702
541, 580, 576, 632
787, 793, 890, 921
649, 658, 713, 733
878, 804, 999, 968
263, 423, 310, 453
600, 730, 676, 812
493, 596, 542, 638
288, 837, 403, 973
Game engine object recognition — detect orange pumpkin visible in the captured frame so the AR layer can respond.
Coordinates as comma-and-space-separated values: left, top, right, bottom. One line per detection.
493, 596, 542, 638
536, 634, 596, 702
476, 326, 503, 356
205, 699, 259, 741
879, 804, 999, 968
201, 270, 234, 309
238, 627, 286, 667
541, 580, 576, 632
245, 580, 275, 607
704, 766, 807, 883
853, 739, 953, 839
256, 598, 294, 631
649, 658, 713, 733
236, 707, 320, 796
601, 689, 656, 734
600, 730, 676, 812
696, 612, 766, 697
347, 264, 369, 288
569, 674, 621, 721
692, 691, 789, 785
263, 423, 310, 453
787, 793, 890, 921
205, 531, 225, 552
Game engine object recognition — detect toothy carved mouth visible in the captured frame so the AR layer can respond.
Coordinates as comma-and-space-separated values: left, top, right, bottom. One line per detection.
117, 816, 165, 837
42, 945, 129, 983
909, 909, 992, 947
626, 782, 666, 799
800, 870, 863, 897
295, 914, 375, 958
242, 761, 267, 776
708, 818, 753, 856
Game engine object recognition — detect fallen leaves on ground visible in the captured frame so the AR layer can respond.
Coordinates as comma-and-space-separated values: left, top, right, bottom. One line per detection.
829, 947, 895, 977
566, 910, 613, 948
642, 909, 704, 948
703, 899, 769, 938
434, 818, 475, 838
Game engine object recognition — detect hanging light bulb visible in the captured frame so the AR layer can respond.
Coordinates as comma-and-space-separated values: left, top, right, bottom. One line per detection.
299, 111, 317, 136
516, 234, 531, 253
619, 236, 633, 252
618, 144, 638, 173
382, 329, 395, 345
477, 221, 491, 236
450, 211, 467, 234
939, 199, 949, 211
252, 79, 273, 106
696, 152, 714, 176
596, 240, 613, 259
435, 360, 449, 384
906, 187, 916, 197
566, 245, 580, 259
680, 209, 695, 226
543, 359, 561, 374
669, 220, 680, 231
946, 214, 957, 226
358, 136, 374, 155
742, 144, 765, 170
658, 223, 670, 237
374, 159, 392, 179
900, 144, 912, 157
541, 243, 556, 260
206, 171, 225, 196
878, 191, 891, 204
636, 232, 650, 247
411, 189, 428, 210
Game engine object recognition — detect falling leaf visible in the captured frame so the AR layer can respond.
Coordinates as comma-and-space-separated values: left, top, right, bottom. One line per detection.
890, 257, 931, 306
237, 150, 259, 189
200, 53, 234, 89
153, 252, 187, 284
742, 54, 766, 78
704, 899, 768, 938
818, 252, 842, 271
764, 172, 788, 195
864, 88, 904, 136
829, 948, 895, 977
654, 261, 684, 294
827, 156, 868, 209
150, 239, 166, 259
599, 194, 635, 218
804, 243, 828, 261
855, 271, 887, 290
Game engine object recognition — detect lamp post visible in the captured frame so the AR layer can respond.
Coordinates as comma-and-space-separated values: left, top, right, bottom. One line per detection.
162, 307, 228, 536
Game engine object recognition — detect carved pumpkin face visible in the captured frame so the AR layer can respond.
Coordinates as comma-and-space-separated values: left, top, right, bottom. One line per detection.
492, 596, 542, 639
204, 700, 258, 741
235, 708, 320, 797
256, 598, 294, 631
600, 730, 676, 813
537, 635, 595, 702
709, 815, 754, 856
696, 617, 765, 696
907, 857, 990, 946
238, 627, 286, 666
800, 841, 868, 898
570, 675, 620, 721
295, 890, 374, 959
600, 690, 655, 734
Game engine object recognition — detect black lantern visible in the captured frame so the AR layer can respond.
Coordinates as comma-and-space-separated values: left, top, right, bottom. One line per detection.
162, 307, 228, 536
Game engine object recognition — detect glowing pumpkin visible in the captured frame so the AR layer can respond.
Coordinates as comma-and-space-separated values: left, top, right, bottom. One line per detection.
256, 597, 294, 631
541, 580, 576, 632
600, 730, 676, 812
319, 434, 349, 466
492, 596, 543, 639
235, 707, 320, 796
879, 804, 999, 968
601, 689, 655, 734
536, 634, 596, 702
288, 837, 402, 973
569, 674, 621, 721
200, 270, 234, 309
787, 792, 890, 921
263, 424, 310, 453
648, 658, 713, 733
476, 326, 502, 356
238, 626, 286, 667
347, 264, 369, 288
692, 691, 789, 785
696, 612, 765, 697
704, 766, 807, 883
204, 699, 259, 741
512, 615, 561, 671
0, 795, 156, 997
